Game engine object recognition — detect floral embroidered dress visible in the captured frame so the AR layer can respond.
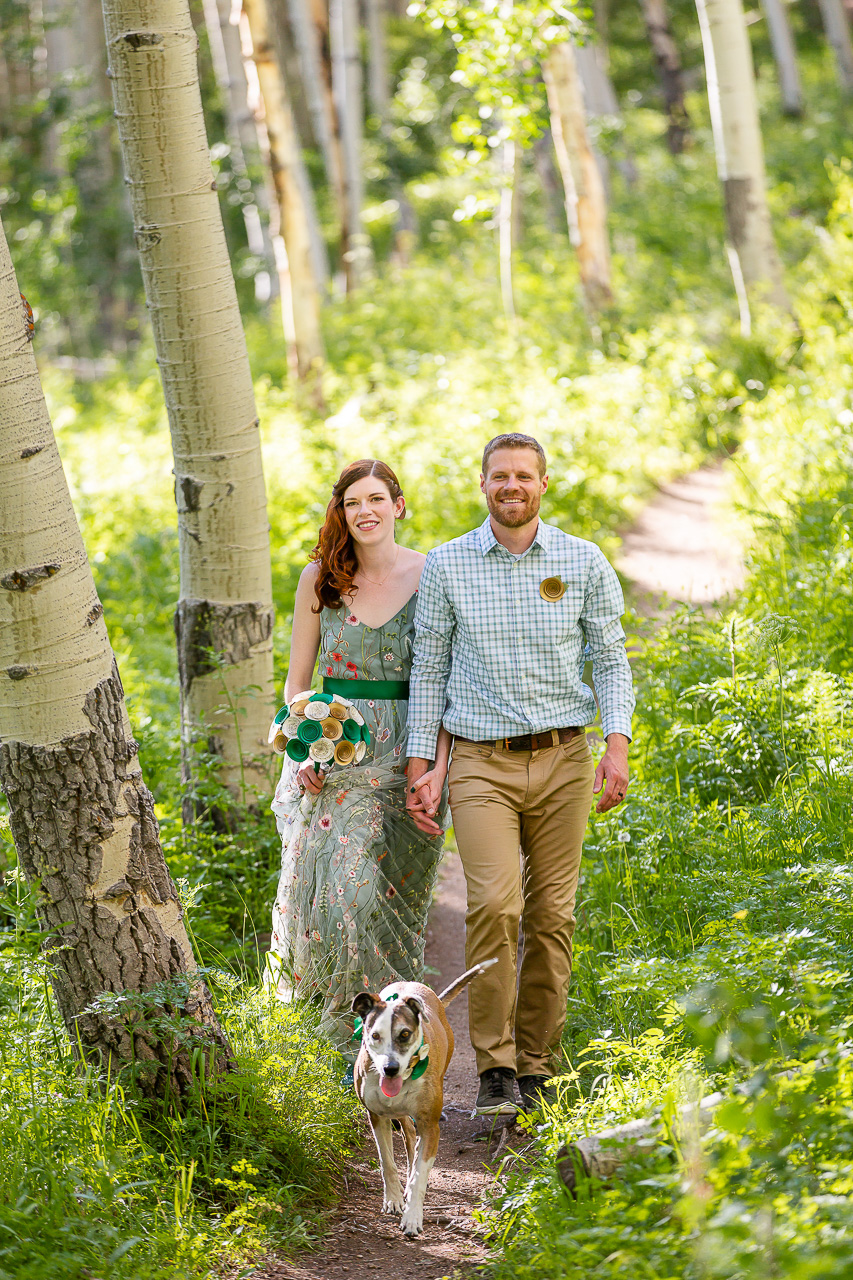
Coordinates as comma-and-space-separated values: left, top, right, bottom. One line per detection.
268, 594, 446, 1056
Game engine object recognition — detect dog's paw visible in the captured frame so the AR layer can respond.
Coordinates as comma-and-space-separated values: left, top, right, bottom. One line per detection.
382, 1192, 406, 1215
400, 1205, 424, 1236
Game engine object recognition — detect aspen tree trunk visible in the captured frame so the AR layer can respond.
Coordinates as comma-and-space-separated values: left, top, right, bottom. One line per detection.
816, 0, 853, 95
543, 41, 613, 313
43, 0, 76, 175
498, 138, 516, 323
640, 0, 691, 153
241, 0, 327, 376
363, 0, 417, 262
201, 0, 277, 298
696, 0, 792, 332
365, 0, 389, 117
287, 0, 345, 205
331, 0, 372, 287
0, 218, 232, 1096
101, 0, 276, 818
760, 0, 803, 115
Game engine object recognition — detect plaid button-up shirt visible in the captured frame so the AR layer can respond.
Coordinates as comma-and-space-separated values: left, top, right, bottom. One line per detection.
407, 517, 634, 759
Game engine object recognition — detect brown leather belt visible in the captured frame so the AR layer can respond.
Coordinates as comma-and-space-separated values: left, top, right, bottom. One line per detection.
454, 727, 583, 752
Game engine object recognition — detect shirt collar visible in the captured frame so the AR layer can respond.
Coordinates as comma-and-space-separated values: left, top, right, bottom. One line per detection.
477, 516, 551, 556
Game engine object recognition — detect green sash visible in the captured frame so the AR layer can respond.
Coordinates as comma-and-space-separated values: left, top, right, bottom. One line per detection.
323, 676, 410, 700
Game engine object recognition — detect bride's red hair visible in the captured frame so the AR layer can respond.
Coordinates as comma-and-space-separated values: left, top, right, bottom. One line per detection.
310, 460, 406, 612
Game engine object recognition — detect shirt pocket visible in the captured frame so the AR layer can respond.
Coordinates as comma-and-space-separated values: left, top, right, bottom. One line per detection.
528, 584, 583, 646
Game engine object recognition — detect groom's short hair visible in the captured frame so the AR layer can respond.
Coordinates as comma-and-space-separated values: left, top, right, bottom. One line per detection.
482, 433, 547, 478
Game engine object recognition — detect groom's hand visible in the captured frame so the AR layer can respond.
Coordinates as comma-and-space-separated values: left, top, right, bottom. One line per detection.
406, 757, 443, 836
593, 733, 630, 813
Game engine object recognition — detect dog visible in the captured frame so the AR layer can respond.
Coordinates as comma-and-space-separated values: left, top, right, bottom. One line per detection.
352, 958, 498, 1236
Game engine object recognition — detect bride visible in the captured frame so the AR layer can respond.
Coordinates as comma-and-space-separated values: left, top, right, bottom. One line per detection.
267, 459, 449, 1073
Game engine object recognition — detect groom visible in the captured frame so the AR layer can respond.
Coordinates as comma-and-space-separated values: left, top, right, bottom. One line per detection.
406, 433, 634, 1116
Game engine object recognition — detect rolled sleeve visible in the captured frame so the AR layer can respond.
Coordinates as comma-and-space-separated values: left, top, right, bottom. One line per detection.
407, 552, 454, 759
580, 550, 635, 741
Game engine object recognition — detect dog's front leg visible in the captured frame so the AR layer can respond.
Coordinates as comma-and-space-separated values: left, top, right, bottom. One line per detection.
400, 1120, 439, 1236
400, 1115, 417, 1179
368, 1113, 406, 1215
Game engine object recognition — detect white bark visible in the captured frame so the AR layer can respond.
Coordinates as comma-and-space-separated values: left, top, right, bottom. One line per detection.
241, 0, 327, 376
498, 139, 516, 323
574, 43, 619, 116
816, 0, 853, 96
365, 0, 390, 116
287, 0, 345, 202
201, 0, 277, 295
542, 41, 613, 314
557, 1091, 724, 1191
100, 0, 276, 810
760, 0, 803, 115
331, 0, 372, 287
0, 215, 231, 1091
696, 0, 792, 330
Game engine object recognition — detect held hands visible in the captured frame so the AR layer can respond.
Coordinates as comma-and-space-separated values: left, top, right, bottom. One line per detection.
593, 733, 630, 813
406, 757, 445, 836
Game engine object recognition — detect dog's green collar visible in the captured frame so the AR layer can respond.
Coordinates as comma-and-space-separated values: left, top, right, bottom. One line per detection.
409, 1048, 429, 1080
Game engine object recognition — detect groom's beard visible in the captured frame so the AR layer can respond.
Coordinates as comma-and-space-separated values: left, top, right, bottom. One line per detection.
487, 489, 542, 528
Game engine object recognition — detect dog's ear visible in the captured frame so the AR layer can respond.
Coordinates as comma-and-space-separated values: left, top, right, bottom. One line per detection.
405, 995, 428, 1022
352, 991, 380, 1018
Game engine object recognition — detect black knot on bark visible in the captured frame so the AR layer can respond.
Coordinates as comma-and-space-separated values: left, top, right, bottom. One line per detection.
1, 564, 60, 592
6, 665, 34, 681
121, 31, 163, 49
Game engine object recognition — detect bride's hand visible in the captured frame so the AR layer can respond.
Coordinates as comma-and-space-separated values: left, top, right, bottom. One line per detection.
406, 761, 445, 835
296, 762, 325, 796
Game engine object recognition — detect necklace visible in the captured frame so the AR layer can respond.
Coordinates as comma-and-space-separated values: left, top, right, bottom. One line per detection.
357, 546, 399, 587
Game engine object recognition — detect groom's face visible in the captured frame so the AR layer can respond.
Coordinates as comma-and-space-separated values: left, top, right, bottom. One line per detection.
480, 447, 548, 529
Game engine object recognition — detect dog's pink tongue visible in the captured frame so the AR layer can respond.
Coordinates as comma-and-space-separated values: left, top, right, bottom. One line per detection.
380, 1074, 403, 1098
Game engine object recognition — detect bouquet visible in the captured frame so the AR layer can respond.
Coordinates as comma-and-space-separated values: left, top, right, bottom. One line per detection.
268, 690, 370, 772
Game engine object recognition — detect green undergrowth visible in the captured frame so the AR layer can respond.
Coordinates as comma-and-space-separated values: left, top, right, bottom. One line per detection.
4, 40, 853, 1280
0, 854, 359, 1280
476, 184, 853, 1275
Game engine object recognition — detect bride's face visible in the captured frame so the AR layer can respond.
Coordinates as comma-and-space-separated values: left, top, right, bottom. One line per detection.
342, 477, 404, 549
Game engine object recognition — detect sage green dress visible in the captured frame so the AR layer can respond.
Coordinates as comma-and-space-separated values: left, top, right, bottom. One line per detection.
268, 594, 446, 1055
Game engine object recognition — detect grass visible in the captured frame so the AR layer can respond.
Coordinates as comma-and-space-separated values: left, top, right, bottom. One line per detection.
0, 849, 360, 1279
3, 30, 853, 1280
473, 177, 853, 1277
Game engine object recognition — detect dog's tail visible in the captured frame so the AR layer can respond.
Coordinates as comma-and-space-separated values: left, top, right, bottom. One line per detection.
438, 958, 498, 1006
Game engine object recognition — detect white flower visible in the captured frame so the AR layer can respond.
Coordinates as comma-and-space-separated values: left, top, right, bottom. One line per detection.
384, 652, 394, 662
617, 830, 631, 843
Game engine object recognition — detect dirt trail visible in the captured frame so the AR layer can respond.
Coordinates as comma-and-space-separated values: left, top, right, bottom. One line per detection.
615, 465, 743, 607
257, 463, 742, 1280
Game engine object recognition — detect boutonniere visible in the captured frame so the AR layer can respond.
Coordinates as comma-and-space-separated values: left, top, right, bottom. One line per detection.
540, 577, 566, 602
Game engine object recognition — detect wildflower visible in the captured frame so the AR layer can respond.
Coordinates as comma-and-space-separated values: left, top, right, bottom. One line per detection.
617, 830, 631, 843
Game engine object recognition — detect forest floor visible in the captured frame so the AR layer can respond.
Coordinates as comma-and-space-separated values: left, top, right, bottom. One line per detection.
255, 462, 743, 1280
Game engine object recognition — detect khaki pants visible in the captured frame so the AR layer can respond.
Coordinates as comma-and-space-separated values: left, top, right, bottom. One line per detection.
448, 735, 594, 1078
